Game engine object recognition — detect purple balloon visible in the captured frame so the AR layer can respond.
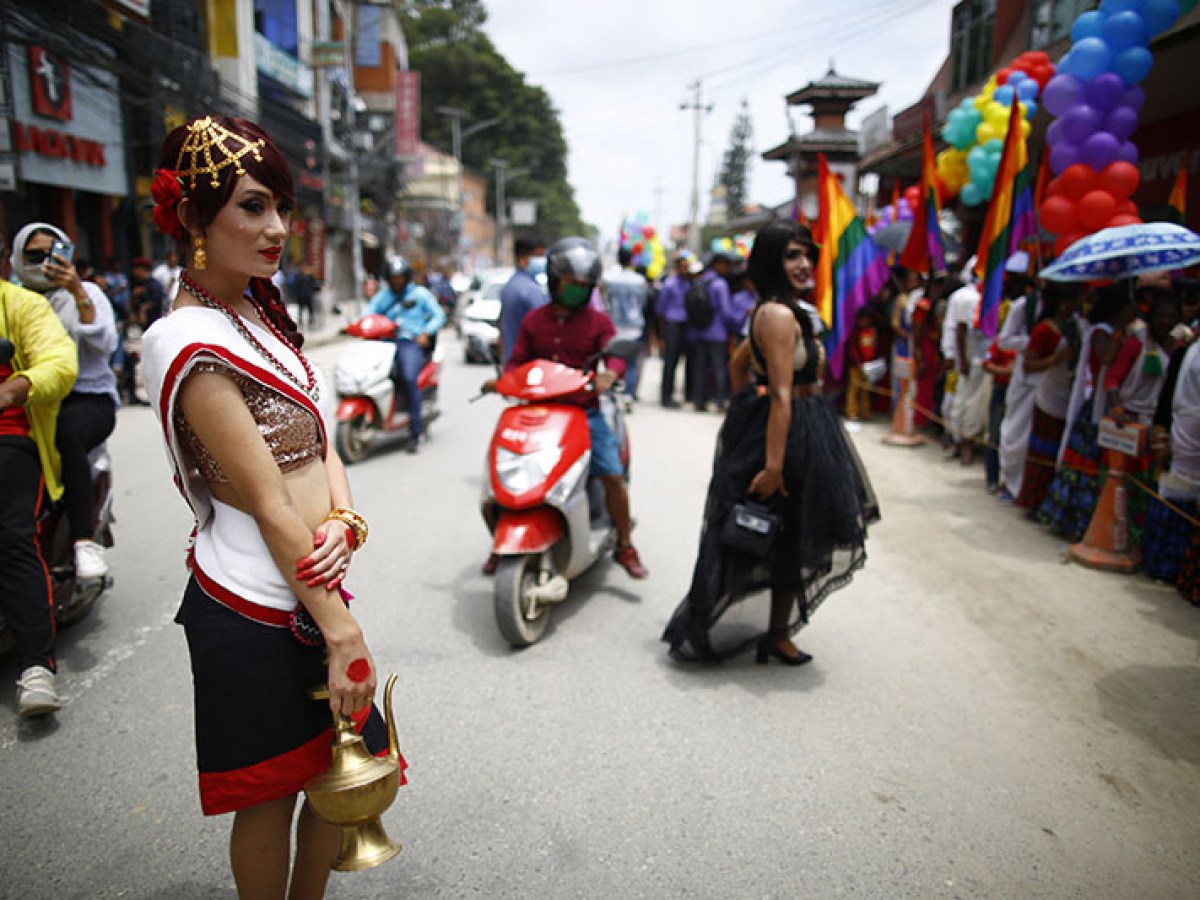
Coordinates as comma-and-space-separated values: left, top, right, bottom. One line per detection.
1122, 85, 1146, 111
1050, 141, 1080, 175
1046, 118, 1067, 147
1104, 105, 1140, 140
1081, 131, 1121, 170
1117, 140, 1140, 165
1086, 72, 1127, 111
1063, 104, 1102, 143
1043, 74, 1085, 117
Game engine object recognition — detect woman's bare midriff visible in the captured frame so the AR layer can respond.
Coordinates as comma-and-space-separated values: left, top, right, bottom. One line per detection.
208, 457, 331, 531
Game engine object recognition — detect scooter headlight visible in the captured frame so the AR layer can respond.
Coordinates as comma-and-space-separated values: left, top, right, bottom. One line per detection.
546, 452, 590, 506
495, 444, 563, 495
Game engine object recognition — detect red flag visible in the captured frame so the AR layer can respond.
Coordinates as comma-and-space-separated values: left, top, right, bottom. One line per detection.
899, 113, 944, 273
1167, 166, 1188, 225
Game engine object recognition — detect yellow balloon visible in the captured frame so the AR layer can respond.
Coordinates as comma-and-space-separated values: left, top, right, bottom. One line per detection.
1020, 119, 1032, 138
976, 122, 998, 144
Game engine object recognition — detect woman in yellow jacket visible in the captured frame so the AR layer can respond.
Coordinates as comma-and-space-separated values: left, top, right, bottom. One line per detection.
0, 268, 78, 717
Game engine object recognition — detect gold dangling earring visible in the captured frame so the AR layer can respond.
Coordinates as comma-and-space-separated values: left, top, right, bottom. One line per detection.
193, 235, 208, 271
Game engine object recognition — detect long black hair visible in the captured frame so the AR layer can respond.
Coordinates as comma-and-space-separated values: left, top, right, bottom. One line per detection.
746, 219, 817, 302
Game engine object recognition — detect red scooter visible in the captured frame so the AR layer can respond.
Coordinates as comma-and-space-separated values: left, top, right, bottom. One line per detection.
333, 313, 443, 463
480, 338, 637, 647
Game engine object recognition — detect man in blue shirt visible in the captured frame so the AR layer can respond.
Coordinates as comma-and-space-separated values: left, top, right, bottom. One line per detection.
656, 253, 692, 408
600, 246, 648, 405
688, 253, 734, 412
366, 256, 446, 452
498, 236, 547, 364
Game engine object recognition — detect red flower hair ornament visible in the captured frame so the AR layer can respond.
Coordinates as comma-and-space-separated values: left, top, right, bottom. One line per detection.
151, 168, 188, 242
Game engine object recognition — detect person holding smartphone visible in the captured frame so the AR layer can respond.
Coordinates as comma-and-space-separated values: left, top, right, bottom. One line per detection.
9, 223, 119, 580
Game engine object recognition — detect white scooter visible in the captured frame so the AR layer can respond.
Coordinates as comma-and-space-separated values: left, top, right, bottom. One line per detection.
333, 314, 444, 464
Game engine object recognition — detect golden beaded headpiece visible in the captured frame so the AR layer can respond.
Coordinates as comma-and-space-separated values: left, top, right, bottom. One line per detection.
174, 116, 265, 192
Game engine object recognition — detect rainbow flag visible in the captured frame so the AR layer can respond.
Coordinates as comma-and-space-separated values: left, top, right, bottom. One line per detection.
1166, 166, 1188, 225
973, 101, 1035, 338
899, 113, 945, 274
815, 153, 892, 380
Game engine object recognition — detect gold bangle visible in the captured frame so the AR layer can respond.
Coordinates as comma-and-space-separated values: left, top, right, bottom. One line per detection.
326, 507, 367, 548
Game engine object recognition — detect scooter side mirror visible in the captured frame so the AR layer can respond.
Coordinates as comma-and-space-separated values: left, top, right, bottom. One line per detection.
601, 336, 639, 359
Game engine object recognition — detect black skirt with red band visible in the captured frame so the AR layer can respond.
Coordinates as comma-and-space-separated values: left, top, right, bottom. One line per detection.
176, 576, 400, 816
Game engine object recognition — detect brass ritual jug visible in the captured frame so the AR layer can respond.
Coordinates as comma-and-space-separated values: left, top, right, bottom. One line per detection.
304, 673, 403, 872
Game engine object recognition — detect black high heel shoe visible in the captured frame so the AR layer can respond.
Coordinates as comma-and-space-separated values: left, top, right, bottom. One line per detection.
755, 633, 812, 666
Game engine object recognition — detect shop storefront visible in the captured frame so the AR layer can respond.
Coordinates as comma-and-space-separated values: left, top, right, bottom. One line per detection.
2, 43, 128, 265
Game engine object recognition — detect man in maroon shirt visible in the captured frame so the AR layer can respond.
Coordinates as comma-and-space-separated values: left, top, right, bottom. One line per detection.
483, 237, 648, 578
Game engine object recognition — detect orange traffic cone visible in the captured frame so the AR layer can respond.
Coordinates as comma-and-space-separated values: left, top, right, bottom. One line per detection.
882, 357, 924, 447
1068, 420, 1145, 573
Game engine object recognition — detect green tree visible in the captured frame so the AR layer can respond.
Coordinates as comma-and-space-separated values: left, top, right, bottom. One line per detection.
719, 99, 754, 219
403, 0, 585, 240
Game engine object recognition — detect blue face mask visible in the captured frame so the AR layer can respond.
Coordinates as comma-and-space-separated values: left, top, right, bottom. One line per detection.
526, 256, 547, 277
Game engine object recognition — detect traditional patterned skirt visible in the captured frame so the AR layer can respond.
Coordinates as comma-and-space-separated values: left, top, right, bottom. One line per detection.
662, 387, 880, 662
1038, 419, 1101, 541
176, 577, 401, 816
1016, 406, 1065, 512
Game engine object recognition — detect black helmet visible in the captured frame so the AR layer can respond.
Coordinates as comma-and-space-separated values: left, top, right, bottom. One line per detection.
546, 237, 601, 302
385, 255, 412, 280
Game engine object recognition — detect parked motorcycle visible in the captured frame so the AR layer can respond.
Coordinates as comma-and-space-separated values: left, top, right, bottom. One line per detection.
480, 338, 637, 647
0, 339, 115, 655
333, 313, 443, 464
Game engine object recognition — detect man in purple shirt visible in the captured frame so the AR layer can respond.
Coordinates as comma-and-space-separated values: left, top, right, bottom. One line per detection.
483, 237, 648, 579
688, 252, 735, 411
656, 254, 692, 408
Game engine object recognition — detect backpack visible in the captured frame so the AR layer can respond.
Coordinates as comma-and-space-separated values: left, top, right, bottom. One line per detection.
684, 278, 715, 329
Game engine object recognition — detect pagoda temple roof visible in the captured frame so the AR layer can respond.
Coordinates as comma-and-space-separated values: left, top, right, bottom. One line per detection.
762, 128, 861, 161
787, 65, 880, 106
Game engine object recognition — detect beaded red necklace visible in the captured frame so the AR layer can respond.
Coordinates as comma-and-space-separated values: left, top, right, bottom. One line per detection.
180, 272, 319, 401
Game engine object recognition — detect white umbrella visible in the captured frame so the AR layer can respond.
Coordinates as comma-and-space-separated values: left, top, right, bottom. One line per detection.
1040, 222, 1200, 282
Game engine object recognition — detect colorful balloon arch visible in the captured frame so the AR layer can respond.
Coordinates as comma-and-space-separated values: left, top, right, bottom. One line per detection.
617, 212, 667, 280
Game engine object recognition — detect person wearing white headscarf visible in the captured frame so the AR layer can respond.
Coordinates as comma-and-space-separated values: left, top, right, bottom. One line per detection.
9, 223, 119, 579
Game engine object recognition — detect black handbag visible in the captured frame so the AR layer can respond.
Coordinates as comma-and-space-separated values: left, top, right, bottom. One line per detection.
721, 500, 780, 557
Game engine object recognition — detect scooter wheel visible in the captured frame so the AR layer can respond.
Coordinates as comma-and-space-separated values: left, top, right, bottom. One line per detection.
494, 555, 551, 647
336, 415, 374, 465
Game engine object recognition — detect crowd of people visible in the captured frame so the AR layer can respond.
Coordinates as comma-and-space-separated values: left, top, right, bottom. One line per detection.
828, 254, 1200, 608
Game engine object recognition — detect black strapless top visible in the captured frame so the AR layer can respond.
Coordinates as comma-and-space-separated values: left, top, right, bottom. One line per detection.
748, 299, 821, 386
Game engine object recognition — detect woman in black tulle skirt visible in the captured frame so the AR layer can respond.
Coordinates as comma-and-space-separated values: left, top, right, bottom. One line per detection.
662, 220, 879, 665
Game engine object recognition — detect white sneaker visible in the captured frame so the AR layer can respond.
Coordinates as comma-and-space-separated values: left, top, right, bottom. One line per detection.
74, 540, 109, 579
16, 666, 61, 717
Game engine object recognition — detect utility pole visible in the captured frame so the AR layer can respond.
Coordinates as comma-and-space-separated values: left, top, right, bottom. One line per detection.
680, 80, 712, 254
333, 0, 364, 311
438, 106, 499, 270
653, 178, 665, 238
489, 157, 528, 265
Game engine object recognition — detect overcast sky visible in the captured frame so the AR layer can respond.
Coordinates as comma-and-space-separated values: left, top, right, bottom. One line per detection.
483, 0, 959, 242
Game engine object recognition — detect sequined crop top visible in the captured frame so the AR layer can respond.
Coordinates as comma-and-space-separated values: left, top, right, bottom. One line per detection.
174, 361, 325, 484
749, 299, 821, 386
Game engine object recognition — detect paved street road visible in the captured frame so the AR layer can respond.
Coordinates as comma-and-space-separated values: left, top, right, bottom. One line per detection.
2, 332, 1198, 899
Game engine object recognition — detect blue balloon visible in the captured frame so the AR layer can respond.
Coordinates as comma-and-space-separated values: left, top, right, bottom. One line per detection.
1071, 10, 1107, 43
1100, 0, 1141, 13
1007, 70, 1028, 86
1143, 0, 1181, 37
1067, 37, 1115, 81
1102, 11, 1147, 50
1023, 99, 1039, 119
1016, 78, 1040, 102
993, 85, 1016, 106
1113, 45, 1154, 85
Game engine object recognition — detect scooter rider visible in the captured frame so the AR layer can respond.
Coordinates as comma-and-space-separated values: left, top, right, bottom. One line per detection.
483, 236, 649, 579
0, 230, 79, 717
365, 256, 446, 453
